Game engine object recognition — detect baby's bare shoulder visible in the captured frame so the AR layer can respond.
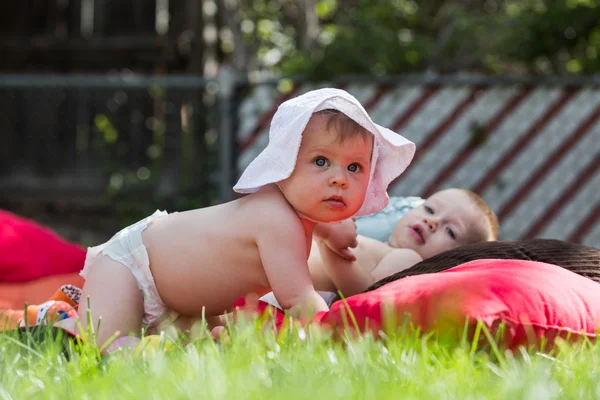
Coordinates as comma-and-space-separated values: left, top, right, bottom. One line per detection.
242, 188, 300, 230
387, 247, 423, 264
370, 247, 423, 282
357, 235, 394, 256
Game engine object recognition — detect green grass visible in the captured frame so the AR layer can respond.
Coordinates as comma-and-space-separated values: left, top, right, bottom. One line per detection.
1, 318, 600, 400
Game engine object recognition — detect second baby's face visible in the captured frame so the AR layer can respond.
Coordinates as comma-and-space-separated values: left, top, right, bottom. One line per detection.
388, 189, 491, 259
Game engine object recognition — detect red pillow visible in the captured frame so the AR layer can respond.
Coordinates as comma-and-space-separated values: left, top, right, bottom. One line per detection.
0, 210, 86, 282
238, 259, 600, 350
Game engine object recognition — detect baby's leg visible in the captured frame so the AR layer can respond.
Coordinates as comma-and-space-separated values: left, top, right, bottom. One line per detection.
148, 313, 230, 337
78, 256, 144, 348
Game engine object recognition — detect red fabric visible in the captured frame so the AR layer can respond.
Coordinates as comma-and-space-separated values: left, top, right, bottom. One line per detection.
0, 210, 86, 283
237, 259, 600, 349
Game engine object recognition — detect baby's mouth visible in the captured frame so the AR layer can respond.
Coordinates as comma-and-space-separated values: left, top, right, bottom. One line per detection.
324, 195, 346, 209
409, 224, 425, 245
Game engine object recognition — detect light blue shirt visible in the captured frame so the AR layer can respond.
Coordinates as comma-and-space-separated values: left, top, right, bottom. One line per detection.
355, 196, 424, 242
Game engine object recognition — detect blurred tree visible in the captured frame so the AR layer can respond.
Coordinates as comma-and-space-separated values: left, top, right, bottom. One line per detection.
214, 0, 600, 79
1, 0, 598, 77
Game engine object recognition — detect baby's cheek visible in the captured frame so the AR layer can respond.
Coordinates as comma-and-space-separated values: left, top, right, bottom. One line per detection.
427, 238, 446, 254
355, 184, 369, 201
355, 175, 370, 190
444, 240, 461, 252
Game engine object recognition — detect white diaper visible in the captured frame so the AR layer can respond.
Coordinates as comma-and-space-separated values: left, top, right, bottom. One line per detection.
80, 210, 177, 328
259, 291, 338, 310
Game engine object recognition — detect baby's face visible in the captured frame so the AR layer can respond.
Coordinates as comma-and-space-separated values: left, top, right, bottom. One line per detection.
278, 115, 373, 222
388, 189, 491, 259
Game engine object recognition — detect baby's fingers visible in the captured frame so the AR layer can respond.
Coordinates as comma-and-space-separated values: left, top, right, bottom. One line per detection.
211, 326, 231, 344
338, 248, 356, 262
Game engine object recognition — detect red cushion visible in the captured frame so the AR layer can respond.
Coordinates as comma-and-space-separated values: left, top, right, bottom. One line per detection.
238, 259, 600, 349
0, 210, 86, 283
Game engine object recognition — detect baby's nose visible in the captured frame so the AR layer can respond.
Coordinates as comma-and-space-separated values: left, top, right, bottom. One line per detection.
329, 174, 348, 189
424, 218, 437, 232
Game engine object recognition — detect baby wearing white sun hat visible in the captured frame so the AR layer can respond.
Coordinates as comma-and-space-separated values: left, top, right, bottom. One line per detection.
234, 88, 415, 217
77, 87, 415, 350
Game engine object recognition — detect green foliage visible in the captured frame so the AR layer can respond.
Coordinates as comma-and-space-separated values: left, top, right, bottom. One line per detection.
226, 0, 600, 79
88, 85, 220, 231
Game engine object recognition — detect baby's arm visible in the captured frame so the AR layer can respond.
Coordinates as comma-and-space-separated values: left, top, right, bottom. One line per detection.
317, 240, 423, 297
313, 219, 358, 261
256, 209, 329, 318
315, 238, 373, 297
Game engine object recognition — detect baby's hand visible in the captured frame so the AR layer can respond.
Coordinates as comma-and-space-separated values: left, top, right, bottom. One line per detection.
315, 218, 358, 261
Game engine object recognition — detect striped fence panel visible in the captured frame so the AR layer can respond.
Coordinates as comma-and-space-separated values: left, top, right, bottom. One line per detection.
236, 80, 600, 248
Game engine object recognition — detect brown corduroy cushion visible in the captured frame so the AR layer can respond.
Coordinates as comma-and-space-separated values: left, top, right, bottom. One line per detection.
367, 239, 600, 292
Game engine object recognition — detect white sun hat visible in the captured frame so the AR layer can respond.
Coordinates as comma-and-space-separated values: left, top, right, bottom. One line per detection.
233, 88, 416, 216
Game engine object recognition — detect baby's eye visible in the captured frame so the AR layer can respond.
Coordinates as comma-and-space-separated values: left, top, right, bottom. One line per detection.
424, 205, 434, 214
314, 157, 328, 167
446, 227, 456, 240
348, 163, 360, 173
